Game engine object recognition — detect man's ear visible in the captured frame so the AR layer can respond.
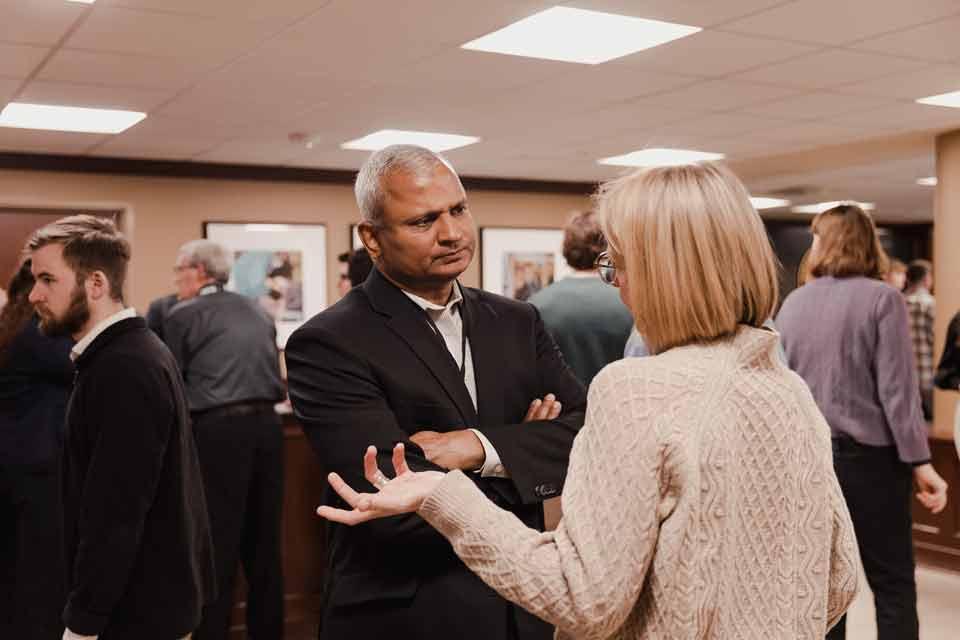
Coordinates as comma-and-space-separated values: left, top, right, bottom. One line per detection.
358, 222, 381, 261
85, 270, 110, 301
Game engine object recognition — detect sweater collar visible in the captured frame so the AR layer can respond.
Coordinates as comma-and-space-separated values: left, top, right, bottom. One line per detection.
73, 315, 146, 369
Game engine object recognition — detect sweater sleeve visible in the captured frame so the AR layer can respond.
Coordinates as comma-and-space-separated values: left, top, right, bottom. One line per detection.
873, 288, 931, 464
419, 363, 665, 639
825, 465, 861, 630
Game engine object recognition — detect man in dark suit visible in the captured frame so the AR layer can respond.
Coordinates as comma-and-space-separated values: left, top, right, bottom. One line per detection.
285, 145, 586, 640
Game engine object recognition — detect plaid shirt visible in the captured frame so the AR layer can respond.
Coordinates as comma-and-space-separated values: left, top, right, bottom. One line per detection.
905, 287, 935, 391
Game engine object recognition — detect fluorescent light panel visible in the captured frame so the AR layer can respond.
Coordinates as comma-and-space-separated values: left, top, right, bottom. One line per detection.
66, 0, 96, 4
916, 90, 960, 108
340, 129, 479, 152
598, 147, 724, 167
750, 197, 791, 209
462, 7, 700, 65
916, 176, 937, 186
0, 102, 145, 134
791, 201, 876, 214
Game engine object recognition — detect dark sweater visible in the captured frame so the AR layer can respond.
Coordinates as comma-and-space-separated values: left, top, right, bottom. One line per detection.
63, 317, 216, 639
0, 315, 73, 468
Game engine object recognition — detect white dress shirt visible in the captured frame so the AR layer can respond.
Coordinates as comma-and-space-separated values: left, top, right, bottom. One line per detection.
402, 284, 508, 478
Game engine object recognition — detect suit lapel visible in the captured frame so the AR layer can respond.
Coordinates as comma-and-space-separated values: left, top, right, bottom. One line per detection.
461, 287, 504, 428
363, 270, 478, 427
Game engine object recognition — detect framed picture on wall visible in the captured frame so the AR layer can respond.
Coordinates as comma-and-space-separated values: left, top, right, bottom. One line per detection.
203, 221, 327, 348
349, 224, 363, 250
480, 227, 571, 301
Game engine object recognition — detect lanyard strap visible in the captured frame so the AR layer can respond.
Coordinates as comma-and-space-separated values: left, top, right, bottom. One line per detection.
423, 305, 468, 379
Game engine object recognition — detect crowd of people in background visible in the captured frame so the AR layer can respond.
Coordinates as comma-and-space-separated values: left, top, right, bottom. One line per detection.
0, 146, 956, 640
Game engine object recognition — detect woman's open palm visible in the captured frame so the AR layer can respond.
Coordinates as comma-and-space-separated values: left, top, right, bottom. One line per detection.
316, 443, 445, 526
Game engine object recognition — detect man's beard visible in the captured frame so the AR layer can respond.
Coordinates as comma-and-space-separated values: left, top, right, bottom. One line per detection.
37, 285, 90, 338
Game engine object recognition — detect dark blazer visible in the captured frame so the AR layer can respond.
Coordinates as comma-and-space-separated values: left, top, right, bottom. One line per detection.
63, 317, 216, 639
285, 269, 586, 640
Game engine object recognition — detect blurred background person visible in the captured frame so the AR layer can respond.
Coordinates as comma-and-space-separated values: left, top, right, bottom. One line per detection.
347, 246, 373, 288
934, 308, 960, 459
0, 260, 72, 639
145, 291, 178, 341
885, 258, 907, 292
529, 211, 632, 386
316, 162, 861, 639
164, 239, 286, 640
777, 204, 947, 640
904, 259, 935, 421
336, 250, 352, 298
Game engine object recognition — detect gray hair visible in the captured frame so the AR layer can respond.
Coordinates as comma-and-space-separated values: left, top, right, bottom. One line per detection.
178, 239, 233, 284
354, 145, 459, 228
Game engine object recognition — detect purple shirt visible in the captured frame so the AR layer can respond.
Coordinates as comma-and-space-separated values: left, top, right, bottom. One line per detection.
776, 276, 930, 464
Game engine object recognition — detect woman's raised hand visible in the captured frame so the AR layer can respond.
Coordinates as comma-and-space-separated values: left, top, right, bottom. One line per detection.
316, 443, 445, 526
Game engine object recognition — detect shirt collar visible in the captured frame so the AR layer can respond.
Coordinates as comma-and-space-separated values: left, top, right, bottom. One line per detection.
402, 282, 463, 314
70, 307, 137, 362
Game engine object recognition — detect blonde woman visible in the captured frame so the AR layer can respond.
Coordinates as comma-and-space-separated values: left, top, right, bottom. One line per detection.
318, 163, 861, 639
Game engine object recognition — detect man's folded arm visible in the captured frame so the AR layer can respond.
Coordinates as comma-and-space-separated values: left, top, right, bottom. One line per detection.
286, 326, 489, 545
476, 306, 587, 505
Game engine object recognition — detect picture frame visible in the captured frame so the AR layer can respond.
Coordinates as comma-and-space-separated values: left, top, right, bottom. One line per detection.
203, 221, 327, 348
350, 223, 364, 250
480, 227, 571, 301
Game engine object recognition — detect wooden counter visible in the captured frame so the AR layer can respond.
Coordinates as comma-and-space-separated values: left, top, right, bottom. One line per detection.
912, 438, 960, 572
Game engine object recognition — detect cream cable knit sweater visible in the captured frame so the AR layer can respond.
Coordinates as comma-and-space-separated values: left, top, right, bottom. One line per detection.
419, 327, 860, 639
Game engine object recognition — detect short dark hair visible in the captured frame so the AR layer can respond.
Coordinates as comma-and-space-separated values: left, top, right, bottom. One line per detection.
347, 248, 373, 287
808, 204, 887, 280
562, 210, 606, 271
26, 214, 130, 302
338, 251, 351, 263
906, 259, 932, 287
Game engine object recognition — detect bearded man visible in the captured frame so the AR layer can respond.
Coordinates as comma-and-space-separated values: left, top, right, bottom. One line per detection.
27, 215, 215, 640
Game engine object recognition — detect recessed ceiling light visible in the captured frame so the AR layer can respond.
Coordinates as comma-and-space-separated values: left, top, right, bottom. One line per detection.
916, 176, 938, 186
340, 129, 480, 152
916, 90, 960, 108
0, 102, 145, 134
750, 197, 791, 209
462, 7, 700, 65
791, 201, 876, 214
597, 148, 724, 167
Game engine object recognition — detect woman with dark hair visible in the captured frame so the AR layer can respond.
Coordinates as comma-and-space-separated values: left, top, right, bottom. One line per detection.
777, 204, 948, 640
0, 259, 73, 639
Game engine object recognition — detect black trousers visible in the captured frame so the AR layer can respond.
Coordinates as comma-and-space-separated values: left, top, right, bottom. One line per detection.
0, 463, 65, 639
192, 410, 285, 640
827, 439, 918, 640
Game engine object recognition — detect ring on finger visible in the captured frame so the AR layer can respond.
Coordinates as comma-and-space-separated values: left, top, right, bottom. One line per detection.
372, 471, 389, 489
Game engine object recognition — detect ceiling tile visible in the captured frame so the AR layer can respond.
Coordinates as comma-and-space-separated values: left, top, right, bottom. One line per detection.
0, 0, 86, 46
740, 91, 896, 120
0, 76, 20, 103
64, 7, 282, 65
557, 0, 788, 28
18, 80, 172, 111
637, 79, 805, 111
0, 42, 48, 79
732, 49, 927, 89
643, 112, 793, 139
838, 65, 960, 100
0, 127, 106, 154
851, 15, 960, 62
721, 0, 960, 45
193, 137, 312, 165
826, 102, 960, 133
100, 0, 332, 22
619, 29, 822, 77
38, 49, 208, 90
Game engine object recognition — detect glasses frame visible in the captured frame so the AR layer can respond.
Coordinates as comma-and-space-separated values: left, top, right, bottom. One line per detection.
595, 251, 617, 286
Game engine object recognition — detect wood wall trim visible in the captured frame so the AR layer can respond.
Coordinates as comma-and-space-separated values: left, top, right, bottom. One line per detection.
0, 152, 597, 195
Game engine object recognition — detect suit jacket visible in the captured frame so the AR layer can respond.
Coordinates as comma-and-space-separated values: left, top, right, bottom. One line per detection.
285, 268, 586, 640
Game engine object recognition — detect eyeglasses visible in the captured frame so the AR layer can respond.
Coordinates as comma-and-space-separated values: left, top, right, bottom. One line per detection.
595, 251, 617, 286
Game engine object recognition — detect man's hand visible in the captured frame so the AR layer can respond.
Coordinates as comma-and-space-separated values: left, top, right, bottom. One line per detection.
914, 463, 948, 514
409, 429, 485, 471
523, 393, 562, 422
